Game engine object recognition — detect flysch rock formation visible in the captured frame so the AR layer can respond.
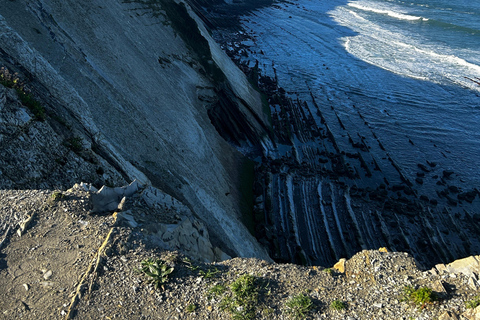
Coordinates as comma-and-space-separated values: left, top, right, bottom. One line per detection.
0, 0, 273, 260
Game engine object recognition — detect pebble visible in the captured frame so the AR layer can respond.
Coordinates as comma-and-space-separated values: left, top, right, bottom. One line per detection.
43, 270, 53, 280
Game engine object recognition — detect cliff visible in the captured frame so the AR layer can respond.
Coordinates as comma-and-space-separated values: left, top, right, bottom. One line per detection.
0, 0, 272, 260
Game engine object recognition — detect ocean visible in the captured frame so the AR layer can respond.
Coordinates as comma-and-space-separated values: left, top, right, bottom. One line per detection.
219, 0, 480, 194
213, 0, 480, 266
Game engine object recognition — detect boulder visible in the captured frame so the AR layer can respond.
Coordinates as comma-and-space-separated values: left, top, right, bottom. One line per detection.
445, 256, 480, 278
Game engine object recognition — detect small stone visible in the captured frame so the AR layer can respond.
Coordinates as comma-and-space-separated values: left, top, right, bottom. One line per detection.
432, 280, 447, 294
378, 247, 388, 253
468, 277, 479, 290
43, 270, 53, 280
23, 284, 29, 291
333, 258, 346, 273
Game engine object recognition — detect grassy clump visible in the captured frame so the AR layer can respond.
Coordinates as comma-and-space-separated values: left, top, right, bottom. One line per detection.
285, 293, 314, 319
0, 67, 45, 121
186, 304, 197, 313
137, 259, 174, 290
207, 284, 227, 300
199, 267, 221, 279
64, 137, 83, 153
466, 296, 480, 309
330, 300, 346, 311
51, 192, 65, 201
220, 274, 259, 320
402, 286, 437, 309
323, 268, 333, 276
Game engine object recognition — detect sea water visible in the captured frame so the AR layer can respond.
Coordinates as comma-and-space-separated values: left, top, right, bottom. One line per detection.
229, 0, 480, 190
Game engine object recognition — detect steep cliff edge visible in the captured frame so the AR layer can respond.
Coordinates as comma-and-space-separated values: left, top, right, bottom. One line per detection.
1, 186, 480, 319
0, 0, 272, 259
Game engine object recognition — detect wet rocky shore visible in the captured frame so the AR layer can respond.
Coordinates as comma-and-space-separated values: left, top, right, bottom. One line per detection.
208, 23, 480, 268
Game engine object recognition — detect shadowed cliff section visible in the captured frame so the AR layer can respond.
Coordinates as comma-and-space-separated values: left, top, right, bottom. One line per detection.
0, 0, 273, 260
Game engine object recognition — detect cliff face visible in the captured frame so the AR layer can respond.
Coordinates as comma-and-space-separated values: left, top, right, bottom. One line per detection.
0, 0, 271, 259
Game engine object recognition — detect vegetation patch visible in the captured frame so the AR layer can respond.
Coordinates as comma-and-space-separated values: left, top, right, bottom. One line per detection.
323, 268, 333, 276
64, 137, 84, 153
207, 284, 227, 300
199, 267, 221, 279
466, 296, 480, 309
51, 192, 65, 201
285, 293, 314, 319
330, 299, 346, 311
0, 66, 45, 121
402, 285, 437, 309
186, 303, 197, 313
136, 258, 174, 290
220, 274, 260, 320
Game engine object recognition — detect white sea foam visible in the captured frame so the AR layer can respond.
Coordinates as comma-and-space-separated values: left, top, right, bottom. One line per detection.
331, 4, 480, 92
348, 2, 423, 21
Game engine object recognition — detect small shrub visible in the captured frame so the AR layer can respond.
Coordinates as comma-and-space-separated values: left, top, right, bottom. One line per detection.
64, 137, 83, 153
466, 296, 480, 309
0, 67, 45, 121
51, 192, 65, 201
186, 304, 197, 313
199, 267, 220, 279
324, 268, 333, 275
220, 274, 259, 320
137, 259, 174, 290
402, 285, 437, 309
16, 89, 45, 121
285, 293, 314, 319
207, 284, 227, 300
330, 300, 346, 311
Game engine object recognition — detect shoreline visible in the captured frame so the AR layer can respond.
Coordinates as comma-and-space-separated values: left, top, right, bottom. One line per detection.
210, 14, 480, 268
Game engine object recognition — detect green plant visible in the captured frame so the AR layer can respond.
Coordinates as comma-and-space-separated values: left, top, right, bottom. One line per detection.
207, 284, 227, 300
0, 67, 45, 121
466, 296, 480, 309
186, 304, 197, 313
220, 274, 259, 320
402, 286, 437, 309
137, 259, 174, 290
64, 137, 83, 153
330, 300, 346, 311
285, 293, 314, 319
324, 268, 333, 275
16, 89, 45, 121
199, 267, 221, 279
51, 192, 65, 201
182, 257, 200, 271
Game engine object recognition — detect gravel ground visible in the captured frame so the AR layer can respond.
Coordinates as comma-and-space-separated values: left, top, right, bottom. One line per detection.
1, 187, 480, 320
